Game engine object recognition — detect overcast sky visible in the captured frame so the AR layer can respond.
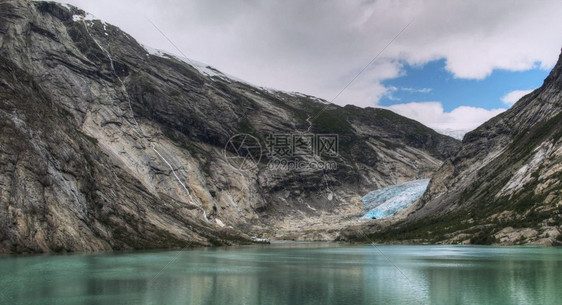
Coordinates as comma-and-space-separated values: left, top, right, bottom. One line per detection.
62, 0, 562, 136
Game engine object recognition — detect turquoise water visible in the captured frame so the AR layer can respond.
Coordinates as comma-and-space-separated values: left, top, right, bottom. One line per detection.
1, 243, 561, 305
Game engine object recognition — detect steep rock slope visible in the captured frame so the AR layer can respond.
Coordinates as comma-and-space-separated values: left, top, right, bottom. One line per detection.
0, 0, 459, 253
352, 49, 562, 245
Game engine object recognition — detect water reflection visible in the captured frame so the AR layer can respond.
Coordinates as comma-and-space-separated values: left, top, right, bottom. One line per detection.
0, 244, 561, 305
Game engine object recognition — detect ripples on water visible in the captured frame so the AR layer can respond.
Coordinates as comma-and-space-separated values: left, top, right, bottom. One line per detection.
1, 243, 561, 305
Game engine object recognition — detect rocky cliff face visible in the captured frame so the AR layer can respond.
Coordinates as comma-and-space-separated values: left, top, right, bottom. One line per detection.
351, 49, 562, 245
0, 0, 459, 253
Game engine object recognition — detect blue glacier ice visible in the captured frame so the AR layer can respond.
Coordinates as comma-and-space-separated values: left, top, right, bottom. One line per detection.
362, 179, 430, 219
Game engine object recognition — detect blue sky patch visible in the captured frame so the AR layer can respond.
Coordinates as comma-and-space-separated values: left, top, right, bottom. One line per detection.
379, 59, 550, 112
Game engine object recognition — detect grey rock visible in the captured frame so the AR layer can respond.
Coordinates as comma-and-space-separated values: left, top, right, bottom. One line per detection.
0, 0, 459, 253
351, 49, 562, 246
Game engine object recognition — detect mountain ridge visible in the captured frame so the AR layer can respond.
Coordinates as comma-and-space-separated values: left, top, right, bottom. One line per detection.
342, 49, 562, 245
0, 0, 459, 253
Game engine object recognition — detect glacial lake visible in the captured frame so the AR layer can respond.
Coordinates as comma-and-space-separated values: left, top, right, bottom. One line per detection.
1, 243, 561, 305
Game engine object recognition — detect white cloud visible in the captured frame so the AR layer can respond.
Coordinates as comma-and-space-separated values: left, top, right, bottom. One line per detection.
386, 102, 506, 136
401, 87, 432, 93
62, 0, 562, 108
382, 86, 432, 102
501, 89, 534, 106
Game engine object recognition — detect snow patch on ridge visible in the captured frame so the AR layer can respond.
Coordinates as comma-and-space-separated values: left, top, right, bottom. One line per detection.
72, 12, 100, 23
142, 45, 332, 103
142, 45, 246, 83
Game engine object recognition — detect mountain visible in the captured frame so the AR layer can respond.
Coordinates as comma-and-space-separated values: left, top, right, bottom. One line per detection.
345, 48, 562, 245
0, 0, 459, 253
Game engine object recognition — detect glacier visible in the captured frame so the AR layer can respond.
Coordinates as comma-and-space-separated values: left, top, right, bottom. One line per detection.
362, 179, 430, 219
